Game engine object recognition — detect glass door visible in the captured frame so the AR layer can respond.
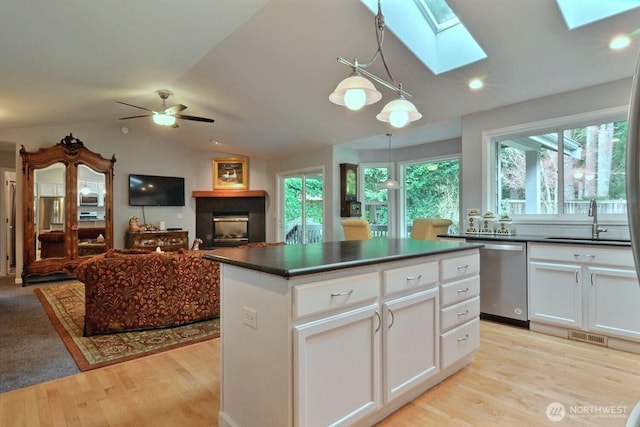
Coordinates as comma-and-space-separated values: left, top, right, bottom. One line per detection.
281, 171, 324, 244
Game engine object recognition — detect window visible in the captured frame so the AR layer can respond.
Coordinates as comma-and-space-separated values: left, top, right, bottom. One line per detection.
493, 114, 627, 218
415, 0, 459, 32
402, 158, 460, 234
362, 165, 391, 238
362, 157, 460, 237
281, 171, 323, 244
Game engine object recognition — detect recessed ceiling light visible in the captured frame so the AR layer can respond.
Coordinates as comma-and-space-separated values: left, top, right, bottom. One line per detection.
210, 139, 221, 145
468, 78, 484, 90
609, 35, 631, 50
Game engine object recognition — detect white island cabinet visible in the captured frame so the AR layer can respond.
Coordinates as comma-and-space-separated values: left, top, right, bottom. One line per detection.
209, 239, 481, 427
528, 243, 640, 352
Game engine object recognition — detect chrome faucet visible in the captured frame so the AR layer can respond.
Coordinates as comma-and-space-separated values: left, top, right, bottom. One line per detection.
588, 199, 607, 239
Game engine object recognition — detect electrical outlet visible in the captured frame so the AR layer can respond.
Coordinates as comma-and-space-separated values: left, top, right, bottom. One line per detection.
243, 306, 257, 329
176, 213, 183, 219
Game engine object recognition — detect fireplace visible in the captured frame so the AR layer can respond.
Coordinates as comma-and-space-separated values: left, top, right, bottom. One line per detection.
194, 190, 266, 248
213, 214, 249, 244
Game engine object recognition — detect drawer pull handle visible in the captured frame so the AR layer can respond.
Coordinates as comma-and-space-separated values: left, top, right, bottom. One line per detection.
457, 288, 469, 294
575, 270, 579, 284
574, 253, 596, 259
406, 274, 422, 282
375, 311, 381, 333
387, 308, 395, 329
457, 334, 469, 342
330, 289, 354, 297
457, 264, 469, 271
457, 309, 469, 317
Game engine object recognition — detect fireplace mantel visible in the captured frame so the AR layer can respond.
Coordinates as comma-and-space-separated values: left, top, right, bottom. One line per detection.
192, 190, 266, 198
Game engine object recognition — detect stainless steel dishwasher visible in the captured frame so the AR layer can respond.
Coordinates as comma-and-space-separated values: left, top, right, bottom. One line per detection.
476, 240, 528, 328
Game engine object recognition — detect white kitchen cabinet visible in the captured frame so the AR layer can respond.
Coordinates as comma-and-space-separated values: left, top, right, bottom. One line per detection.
439, 253, 481, 369
216, 247, 481, 427
382, 287, 438, 403
38, 182, 64, 196
529, 260, 582, 328
528, 243, 640, 345
588, 266, 640, 341
295, 304, 381, 427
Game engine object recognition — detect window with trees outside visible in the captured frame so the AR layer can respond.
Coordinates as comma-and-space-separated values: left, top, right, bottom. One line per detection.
402, 158, 460, 234
362, 158, 460, 237
281, 171, 323, 244
494, 115, 627, 218
362, 166, 392, 238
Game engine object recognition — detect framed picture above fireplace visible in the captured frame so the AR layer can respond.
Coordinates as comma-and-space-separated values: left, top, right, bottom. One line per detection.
213, 157, 248, 190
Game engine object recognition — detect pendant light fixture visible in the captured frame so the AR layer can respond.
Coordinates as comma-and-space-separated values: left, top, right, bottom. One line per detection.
379, 133, 400, 190
329, 0, 422, 128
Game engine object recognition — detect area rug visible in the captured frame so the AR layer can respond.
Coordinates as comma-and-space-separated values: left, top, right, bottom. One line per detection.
34, 281, 220, 371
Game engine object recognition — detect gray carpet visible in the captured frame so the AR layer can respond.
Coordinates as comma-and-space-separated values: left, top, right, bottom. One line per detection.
0, 275, 79, 393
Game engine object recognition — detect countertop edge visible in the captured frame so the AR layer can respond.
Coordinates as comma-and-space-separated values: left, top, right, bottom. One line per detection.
205, 241, 483, 278
441, 234, 631, 246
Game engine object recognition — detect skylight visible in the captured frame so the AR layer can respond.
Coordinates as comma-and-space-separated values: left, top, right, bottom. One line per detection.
415, 0, 459, 33
556, 0, 640, 30
359, 0, 486, 75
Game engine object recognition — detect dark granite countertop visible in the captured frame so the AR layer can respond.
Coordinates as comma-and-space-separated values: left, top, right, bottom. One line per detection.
205, 238, 483, 278
441, 233, 631, 246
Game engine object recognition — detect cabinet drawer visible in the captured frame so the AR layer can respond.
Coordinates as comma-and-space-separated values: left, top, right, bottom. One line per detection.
383, 261, 438, 296
440, 318, 480, 369
440, 253, 480, 282
294, 272, 379, 319
440, 276, 479, 307
441, 296, 480, 332
529, 244, 634, 268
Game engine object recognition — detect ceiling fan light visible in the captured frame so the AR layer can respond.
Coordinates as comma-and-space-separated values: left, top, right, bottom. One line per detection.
329, 74, 382, 111
376, 97, 422, 128
152, 112, 176, 126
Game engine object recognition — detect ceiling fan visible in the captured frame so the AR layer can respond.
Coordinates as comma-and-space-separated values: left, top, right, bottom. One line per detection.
117, 90, 215, 128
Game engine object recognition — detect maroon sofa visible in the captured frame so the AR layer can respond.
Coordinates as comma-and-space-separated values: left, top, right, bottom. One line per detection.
75, 249, 220, 336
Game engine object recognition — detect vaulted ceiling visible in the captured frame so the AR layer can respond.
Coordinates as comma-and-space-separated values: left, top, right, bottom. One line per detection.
1, 0, 639, 158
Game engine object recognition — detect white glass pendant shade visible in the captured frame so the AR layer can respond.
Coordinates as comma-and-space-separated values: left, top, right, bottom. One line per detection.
376, 97, 422, 128
329, 75, 382, 111
152, 112, 176, 126
379, 178, 400, 190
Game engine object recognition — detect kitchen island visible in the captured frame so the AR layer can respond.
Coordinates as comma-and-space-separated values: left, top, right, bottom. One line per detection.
206, 238, 483, 427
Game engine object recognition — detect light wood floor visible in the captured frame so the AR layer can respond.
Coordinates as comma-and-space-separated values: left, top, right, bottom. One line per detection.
1, 320, 638, 426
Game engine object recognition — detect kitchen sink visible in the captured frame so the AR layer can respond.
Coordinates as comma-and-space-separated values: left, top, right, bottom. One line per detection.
545, 237, 630, 243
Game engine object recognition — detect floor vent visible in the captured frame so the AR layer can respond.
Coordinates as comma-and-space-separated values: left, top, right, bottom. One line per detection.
569, 330, 608, 346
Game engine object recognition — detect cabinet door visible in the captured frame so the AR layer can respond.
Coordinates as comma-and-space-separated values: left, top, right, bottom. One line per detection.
294, 304, 381, 427
529, 261, 582, 328
383, 287, 438, 403
588, 267, 640, 340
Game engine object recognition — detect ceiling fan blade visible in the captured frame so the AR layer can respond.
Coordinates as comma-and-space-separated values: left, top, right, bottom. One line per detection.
164, 104, 187, 115
175, 114, 215, 123
119, 114, 152, 120
116, 101, 153, 112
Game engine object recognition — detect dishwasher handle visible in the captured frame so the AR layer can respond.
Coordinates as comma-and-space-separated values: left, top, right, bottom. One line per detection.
479, 242, 524, 252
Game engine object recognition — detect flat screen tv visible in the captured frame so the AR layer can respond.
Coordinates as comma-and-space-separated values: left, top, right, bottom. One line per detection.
129, 174, 185, 206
